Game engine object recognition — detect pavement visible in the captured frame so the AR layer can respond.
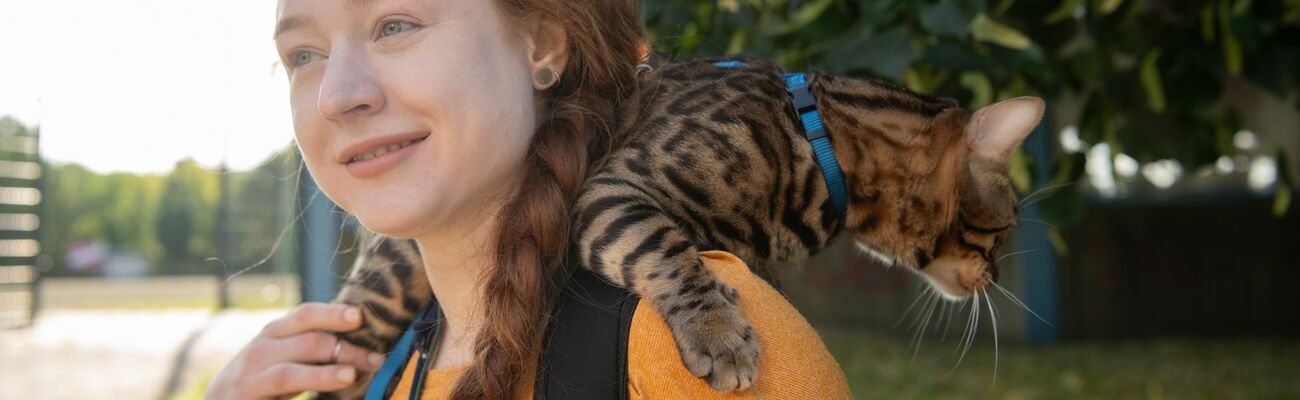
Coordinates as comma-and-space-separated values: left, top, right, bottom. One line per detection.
0, 308, 287, 400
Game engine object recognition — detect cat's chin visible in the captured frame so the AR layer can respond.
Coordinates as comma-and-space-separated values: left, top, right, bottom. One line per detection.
850, 241, 981, 301
918, 269, 971, 301
918, 257, 991, 301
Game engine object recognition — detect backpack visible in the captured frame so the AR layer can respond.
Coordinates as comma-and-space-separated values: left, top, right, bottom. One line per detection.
365, 266, 639, 400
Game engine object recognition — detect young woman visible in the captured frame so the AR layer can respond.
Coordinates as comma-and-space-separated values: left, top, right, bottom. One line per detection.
208, 1, 850, 398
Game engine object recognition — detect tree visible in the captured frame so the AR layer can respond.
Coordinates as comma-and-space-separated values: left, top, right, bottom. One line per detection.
642, 0, 1299, 222
154, 158, 218, 274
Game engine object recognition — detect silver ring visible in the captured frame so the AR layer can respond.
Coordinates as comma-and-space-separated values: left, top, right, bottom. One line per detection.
329, 338, 343, 364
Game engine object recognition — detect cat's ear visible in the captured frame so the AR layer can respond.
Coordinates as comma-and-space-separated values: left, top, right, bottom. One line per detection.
966, 96, 1045, 164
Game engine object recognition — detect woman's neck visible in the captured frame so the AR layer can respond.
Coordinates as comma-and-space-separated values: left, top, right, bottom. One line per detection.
412, 202, 504, 367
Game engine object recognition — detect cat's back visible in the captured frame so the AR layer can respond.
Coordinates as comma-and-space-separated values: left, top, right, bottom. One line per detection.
613, 55, 809, 186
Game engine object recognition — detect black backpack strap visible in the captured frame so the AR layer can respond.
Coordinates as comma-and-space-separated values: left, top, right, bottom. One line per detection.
535, 267, 639, 400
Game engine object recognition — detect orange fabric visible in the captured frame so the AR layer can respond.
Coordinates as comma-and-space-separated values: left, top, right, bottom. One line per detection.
388, 250, 850, 399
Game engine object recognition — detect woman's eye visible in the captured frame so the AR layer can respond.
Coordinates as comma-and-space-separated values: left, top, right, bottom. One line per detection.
379, 20, 418, 38
288, 50, 322, 68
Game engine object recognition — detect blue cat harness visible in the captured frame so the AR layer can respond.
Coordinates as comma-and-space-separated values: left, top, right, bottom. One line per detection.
714, 60, 848, 216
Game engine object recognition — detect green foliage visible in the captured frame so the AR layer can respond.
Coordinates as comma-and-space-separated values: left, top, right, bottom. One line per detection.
643, 0, 1300, 221
21, 112, 301, 277
155, 159, 218, 273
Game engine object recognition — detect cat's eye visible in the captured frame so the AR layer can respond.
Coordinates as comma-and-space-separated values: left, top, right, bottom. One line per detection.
378, 19, 419, 38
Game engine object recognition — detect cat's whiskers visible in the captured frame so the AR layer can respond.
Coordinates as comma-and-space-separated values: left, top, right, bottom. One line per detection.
933, 300, 950, 336
892, 286, 930, 329
939, 297, 959, 342
915, 289, 942, 360
1017, 180, 1081, 207
1017, 217, 1058, 229
907, 288, 941, 360
984, 287, 1000, 386
953, 291, 979, 372
991, 281, 1055, 327
996, 249, 1038, 264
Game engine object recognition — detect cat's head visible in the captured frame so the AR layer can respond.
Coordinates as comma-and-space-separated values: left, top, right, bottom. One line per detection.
836, 95, 1044, 300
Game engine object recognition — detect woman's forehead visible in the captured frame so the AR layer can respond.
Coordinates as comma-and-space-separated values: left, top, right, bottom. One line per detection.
275, 0, 401, 39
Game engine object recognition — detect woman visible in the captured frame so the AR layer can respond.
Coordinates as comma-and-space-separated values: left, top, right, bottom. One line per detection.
208, 0, 850, 398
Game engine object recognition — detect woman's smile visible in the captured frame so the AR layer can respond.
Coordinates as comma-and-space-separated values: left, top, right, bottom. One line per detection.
341, 133, 429, 179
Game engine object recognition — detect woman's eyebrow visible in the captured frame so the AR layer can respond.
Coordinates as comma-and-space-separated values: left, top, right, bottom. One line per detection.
273, 0, 377, 40
273, 16, 306, 40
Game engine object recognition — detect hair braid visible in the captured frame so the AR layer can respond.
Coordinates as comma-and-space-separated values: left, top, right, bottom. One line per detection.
451, 1, 644, 398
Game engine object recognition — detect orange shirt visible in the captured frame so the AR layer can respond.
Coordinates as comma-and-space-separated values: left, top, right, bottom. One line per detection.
388, 250, 851, 399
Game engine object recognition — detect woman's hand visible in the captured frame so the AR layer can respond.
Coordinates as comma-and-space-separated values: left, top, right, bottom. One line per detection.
206, 303, 387, 400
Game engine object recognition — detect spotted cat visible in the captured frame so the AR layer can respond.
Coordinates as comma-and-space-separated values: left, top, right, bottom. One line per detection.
323, 55, 1043, 398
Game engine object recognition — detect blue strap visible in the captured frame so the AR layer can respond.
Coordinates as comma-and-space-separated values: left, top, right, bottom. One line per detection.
713, 61, 850, 217
364, 304, 432, 400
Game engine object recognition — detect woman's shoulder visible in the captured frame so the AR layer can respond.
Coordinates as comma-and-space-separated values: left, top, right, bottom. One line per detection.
625, 250, 852, 399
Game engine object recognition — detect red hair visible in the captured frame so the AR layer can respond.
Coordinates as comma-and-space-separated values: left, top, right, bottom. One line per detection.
453, 1, 644, 398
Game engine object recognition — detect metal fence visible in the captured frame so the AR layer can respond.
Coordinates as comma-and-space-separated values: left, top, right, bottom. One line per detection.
0, 132, 42, 329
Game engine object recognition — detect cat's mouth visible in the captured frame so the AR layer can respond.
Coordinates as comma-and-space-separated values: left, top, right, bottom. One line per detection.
919, 257, 993, 300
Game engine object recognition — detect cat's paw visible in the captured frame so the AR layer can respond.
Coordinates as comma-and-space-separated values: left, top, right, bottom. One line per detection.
671, 285, 760, 392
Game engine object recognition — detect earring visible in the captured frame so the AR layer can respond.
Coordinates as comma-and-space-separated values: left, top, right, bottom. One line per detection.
535, 67, 557, 88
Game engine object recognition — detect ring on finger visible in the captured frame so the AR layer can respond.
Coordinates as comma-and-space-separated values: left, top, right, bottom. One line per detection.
329, 337, 343, 364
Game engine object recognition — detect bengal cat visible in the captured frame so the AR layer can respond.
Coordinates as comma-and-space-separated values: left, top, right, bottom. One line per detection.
321, 55, 1043, 398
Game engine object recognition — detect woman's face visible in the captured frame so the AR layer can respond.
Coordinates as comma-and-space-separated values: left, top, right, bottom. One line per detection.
274, 0, 539, 239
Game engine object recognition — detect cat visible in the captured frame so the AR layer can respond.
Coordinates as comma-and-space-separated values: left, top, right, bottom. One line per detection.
322, 54, 1043, 398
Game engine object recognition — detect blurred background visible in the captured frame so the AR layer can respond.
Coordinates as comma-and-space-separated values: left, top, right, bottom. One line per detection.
1, 0, 1297, 399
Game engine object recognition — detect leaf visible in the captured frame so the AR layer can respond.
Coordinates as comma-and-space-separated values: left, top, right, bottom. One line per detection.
1093, 0, 1125, 16
1231, 0, 1252, 16
919, 2, 973, 37
824, 26, 913, 78
960, 71, 993, 108
1219, 0, 1243, 74
1139, 49, 1166, 113
726, 28, 748, 54
1009, 148, 1033, 194
768, 0, 835, 35
1048, 227, 1070, 257
971, 13, 1032, 50
1213, 122, 1235, 156
1274, 184, 1292, 217
1045, 0, 1085, 24
1274, 147, 1294, 216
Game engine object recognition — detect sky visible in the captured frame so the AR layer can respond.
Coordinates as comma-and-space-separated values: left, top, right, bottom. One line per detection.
0, 1, 295, 175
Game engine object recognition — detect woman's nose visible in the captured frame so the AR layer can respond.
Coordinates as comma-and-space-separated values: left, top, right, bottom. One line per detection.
317, 47, 384, 120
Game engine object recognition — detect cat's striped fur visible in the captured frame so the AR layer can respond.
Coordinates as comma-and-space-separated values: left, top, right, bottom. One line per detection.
322, 55, 1042, 398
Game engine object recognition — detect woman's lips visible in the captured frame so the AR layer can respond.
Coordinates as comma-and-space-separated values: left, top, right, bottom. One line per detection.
344, 136, 425, 179
336, 131, 431, 164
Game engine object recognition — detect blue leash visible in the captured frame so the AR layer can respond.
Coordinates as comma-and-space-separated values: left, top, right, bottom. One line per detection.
364, 304, 439, 400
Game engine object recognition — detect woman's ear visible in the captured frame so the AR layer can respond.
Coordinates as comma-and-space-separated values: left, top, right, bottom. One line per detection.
523, 18, 569, 90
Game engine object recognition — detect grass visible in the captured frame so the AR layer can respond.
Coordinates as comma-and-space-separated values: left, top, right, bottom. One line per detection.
172, 327, 1299, 399
42, 296, 292, 311
820, 327, 1300, 399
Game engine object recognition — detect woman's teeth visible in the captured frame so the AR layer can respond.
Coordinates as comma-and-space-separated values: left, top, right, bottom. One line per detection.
350, 138, 421, 163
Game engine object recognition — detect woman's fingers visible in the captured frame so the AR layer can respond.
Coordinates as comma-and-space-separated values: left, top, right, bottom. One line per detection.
261, 303, 363, 338
207, 303, 388, 400
272, 331, 386, 372
252, 363, 359, 397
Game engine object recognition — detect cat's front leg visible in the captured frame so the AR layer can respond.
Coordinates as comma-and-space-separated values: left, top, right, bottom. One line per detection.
647, 250, 760, 392
317, 234, 431, 400
573, 191, 760, 392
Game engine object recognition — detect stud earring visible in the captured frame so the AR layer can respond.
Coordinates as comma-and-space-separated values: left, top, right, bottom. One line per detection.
535, 67, 557, 88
